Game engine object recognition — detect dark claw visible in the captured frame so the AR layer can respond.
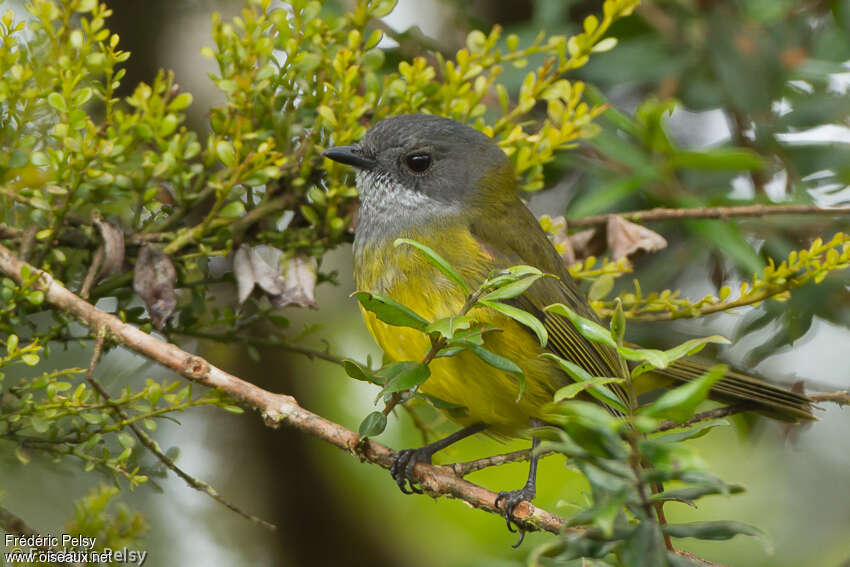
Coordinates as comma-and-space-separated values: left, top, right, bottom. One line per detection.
495, 487, 535, 547
391, 448, 428, 494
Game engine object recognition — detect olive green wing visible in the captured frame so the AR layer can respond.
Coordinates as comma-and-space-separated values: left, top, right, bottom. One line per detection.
469, 205, 634, 411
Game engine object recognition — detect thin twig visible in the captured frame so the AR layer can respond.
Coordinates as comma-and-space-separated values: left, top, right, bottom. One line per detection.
172, 329, 347, 367
655, 404, 753, 432
568, 204, 850, 228
0, 242, 569, 535
83, 327, 277, 531
808, 391, 850, 406
80, 245, 104, 299
1, 242, 846, 551
452, 448, 553, 477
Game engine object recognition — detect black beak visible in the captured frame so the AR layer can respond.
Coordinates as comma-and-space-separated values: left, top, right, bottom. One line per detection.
322, 145, 377, 170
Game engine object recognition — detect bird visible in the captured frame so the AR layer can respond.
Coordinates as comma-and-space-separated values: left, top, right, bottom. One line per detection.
322, 113, 813, 537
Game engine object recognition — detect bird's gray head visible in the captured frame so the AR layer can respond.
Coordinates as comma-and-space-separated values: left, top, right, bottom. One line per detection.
323, 114, 515, 235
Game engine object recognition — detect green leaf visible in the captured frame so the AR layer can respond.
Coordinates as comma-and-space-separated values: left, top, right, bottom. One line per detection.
167, 92, 193, 111
353, 291, 428, 331
215, 140, 236, 167
118, 432, 136, 449
219, 201, 245, 219
47, 92, 67, 112
425, 316, 472, 339
663, 521, 767, 546
670, 148, 766, 171
651, 484, 744, 505
21, 353, 40, 366
30, 415, 50, 433
359, 411, 387, 437
615, 345, 667, 369
343, 359, 380, 384
553, 376, 626, 402
376, 361, 430, 397
481, 274, 542, 302
610, 299, 626, 345
394, 238, 469, 295
622, 522, 668, 567
640, 364, 727, 422
545, 303, 615, 348
587, 273, 615, 301
481, 300, 548, 347
541, 353, 628, 413
651, 419, 728, 443
653, 335, 730, 367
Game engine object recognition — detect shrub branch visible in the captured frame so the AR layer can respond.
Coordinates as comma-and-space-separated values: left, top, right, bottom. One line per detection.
569, 204, 850, 227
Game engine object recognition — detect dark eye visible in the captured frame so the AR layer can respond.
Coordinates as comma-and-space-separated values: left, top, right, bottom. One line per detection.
405, 153, 431, 173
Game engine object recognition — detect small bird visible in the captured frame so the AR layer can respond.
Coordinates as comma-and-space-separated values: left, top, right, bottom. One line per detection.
323, 114, 813, 534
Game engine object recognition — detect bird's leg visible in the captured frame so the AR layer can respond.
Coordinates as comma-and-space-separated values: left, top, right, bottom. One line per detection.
495, 421, 543, 548
391, 423, 486, 494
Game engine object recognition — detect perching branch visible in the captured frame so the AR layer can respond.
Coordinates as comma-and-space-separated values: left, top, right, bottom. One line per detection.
0, 242, 570, 536
2, 241, 846, 555
569, 204, 850, 228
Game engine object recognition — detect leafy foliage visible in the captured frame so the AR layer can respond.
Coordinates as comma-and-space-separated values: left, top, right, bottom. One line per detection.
355, 240, 762, 565
1, 0, 848, 564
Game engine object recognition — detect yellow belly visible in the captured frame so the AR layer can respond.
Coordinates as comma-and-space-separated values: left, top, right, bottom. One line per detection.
355, 229, 563, 435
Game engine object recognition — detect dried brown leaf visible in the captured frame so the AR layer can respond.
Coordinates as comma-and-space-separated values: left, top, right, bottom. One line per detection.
271, 256, 317, 309
233, 246, 257, 304
133, 245, 177, 330
606, 215, 668, 260
92, 214, 125, 278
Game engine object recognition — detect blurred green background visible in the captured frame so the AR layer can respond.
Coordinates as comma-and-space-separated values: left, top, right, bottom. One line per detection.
1, 0, 849, 565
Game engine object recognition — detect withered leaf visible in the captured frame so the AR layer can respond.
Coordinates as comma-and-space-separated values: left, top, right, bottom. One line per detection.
271, 256, 317, 309
234, 245, 286, 304
92, 213, 125, 279
234, 246, 317, 308
133, 245, 177, 330
606, 215, 668, 261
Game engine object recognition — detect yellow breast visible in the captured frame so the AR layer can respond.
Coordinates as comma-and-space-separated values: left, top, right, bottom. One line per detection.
354, 226, 561, 435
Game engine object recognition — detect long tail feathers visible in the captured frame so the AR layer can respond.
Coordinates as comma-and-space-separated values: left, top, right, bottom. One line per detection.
651, 358, 815, 422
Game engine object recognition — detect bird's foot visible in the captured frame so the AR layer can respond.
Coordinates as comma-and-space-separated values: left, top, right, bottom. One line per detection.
495, 485, 536, 548
390, 448, 432, 495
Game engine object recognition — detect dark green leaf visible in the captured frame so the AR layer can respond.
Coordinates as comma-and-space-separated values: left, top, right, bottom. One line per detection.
620, 520, 668, 567
425, 316, 472, 339
358, 411, 387, 437
553, 376, 626, 402
640, 365, 727, 422
541, 353, 628, 413
343, 359, 381, 385
376, 361, 430, 397
481, 299, 548, 347
545, 303, 615, 347
481, 274, 542, 301
394, 238, 469, 294
663, 521, 766, 544
353, 291, 428, 331
670, 148, 766, 171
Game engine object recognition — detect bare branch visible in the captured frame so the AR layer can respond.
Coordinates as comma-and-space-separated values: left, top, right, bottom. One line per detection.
569, 204, 850, 228
0, 242, 571, 536
809, 390, 850, 406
